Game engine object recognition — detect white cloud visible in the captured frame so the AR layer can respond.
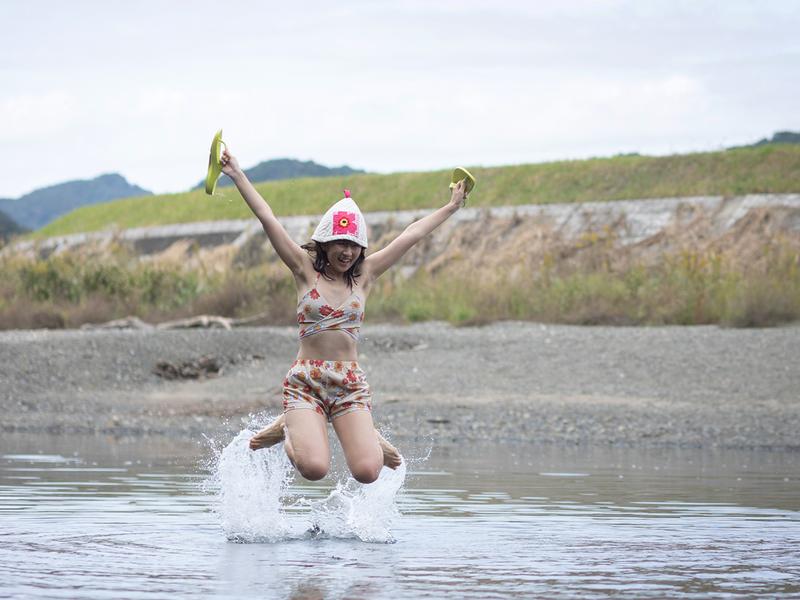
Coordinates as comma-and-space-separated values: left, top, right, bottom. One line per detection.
0, 92, 79, 142
0, 1, 797, 198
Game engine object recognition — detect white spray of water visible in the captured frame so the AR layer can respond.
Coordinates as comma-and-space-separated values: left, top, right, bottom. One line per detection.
203, 414, 408, 544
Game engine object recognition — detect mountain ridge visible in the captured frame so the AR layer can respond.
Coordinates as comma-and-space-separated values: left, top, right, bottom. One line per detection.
728, 130, 800, 150
0, 209, 27, 240
193, 157, 365, 190
0, 173, 151, 230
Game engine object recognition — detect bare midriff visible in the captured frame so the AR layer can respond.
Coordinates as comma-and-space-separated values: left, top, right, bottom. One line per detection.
296, 330, 359, 362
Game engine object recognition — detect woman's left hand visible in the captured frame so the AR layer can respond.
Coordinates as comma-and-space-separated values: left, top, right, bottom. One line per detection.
449, 179, 468, 209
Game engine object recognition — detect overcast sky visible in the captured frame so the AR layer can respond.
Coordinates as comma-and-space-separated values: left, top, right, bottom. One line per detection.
1, 0, 798, 198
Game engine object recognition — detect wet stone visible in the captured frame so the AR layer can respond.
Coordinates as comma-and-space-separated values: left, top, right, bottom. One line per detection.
153, 355, 224, 380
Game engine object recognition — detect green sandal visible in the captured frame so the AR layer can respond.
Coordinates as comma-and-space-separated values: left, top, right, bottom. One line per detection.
449, 166, 476, 196
204, 129, 227, 195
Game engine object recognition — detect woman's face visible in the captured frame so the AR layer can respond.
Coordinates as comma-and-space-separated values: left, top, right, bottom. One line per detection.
324, 241, 363, 273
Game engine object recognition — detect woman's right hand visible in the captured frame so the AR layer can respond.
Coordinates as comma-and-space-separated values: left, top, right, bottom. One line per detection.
220, 149, 242, 178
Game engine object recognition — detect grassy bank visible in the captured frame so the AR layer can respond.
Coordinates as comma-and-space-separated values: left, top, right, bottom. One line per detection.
2, 241, 798, 330
369, 246, 800, 327
34, 144, 800, 238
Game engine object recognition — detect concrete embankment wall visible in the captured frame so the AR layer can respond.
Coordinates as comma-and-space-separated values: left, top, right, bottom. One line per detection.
7, 194, 800, 257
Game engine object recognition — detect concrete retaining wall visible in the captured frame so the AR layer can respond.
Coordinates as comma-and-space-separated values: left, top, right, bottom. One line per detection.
7, 194, 800, 257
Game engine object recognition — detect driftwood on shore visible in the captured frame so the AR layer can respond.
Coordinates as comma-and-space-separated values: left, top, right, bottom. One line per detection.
81, 312, 272, 331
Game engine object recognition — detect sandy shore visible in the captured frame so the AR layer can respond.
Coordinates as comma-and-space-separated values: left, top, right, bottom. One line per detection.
1, 322, 799, 450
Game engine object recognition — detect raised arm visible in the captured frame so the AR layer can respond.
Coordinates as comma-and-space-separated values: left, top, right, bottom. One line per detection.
221, 149, 307, 275
363, 179, 468, 282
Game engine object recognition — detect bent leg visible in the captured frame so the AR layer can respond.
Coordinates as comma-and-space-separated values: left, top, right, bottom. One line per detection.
249, 414, 286, 450
376, 430, 402, 469
284, 410, 330, 481
249, 413, 400, 468
250, 415, 403, 469
332, 410, 383, 484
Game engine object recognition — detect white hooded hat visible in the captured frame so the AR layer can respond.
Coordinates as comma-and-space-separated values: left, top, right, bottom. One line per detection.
311, 190, 368, 248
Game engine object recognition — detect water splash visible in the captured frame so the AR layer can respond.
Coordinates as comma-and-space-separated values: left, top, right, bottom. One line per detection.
302, 459, 406, 543
203, 414, 408, 544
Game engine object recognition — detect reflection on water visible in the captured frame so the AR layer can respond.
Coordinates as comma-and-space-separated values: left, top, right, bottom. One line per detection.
1, 433, 799, 599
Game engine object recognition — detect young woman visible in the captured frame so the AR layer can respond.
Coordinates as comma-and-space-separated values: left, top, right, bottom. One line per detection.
220, 148, 468, 484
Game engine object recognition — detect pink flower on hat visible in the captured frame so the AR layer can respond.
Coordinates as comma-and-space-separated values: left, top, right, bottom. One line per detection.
333, 211, 358, 235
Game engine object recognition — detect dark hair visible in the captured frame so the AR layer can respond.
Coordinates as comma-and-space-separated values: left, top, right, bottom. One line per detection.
301, 240, 364, 289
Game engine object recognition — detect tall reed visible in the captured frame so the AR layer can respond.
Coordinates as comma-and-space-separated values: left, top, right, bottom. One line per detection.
3, 242, 797, 329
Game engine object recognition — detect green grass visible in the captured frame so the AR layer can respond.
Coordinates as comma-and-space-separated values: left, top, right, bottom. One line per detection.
3, 242, 798, 329
34, 144, 800, 238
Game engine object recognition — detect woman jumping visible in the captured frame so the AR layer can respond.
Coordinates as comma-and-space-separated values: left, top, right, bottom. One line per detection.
220, 148, 468, 484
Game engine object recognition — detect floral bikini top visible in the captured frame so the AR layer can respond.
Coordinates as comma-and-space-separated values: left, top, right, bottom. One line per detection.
297, 273, 365, 341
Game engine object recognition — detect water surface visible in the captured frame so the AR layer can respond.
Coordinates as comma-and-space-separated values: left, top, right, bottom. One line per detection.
1, 431, 799, 599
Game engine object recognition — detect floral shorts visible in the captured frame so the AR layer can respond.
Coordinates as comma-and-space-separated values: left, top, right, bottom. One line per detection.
282, 359, 372, 422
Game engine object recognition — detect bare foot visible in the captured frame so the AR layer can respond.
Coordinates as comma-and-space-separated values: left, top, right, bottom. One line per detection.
249, 414, 286, 450
376, 430, 402, 469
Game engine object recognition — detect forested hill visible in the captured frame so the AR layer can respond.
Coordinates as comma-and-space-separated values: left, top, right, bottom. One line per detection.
0, 209, 27, 240
193, 158, 365, 190
730, 130, 800, 149
0, 173, 151, 230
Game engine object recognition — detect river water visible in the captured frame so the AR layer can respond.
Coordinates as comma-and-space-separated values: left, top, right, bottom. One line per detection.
1, 428, 798, 599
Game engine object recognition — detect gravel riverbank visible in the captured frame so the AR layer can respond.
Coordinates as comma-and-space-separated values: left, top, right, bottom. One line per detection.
1, 322, 798, 450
